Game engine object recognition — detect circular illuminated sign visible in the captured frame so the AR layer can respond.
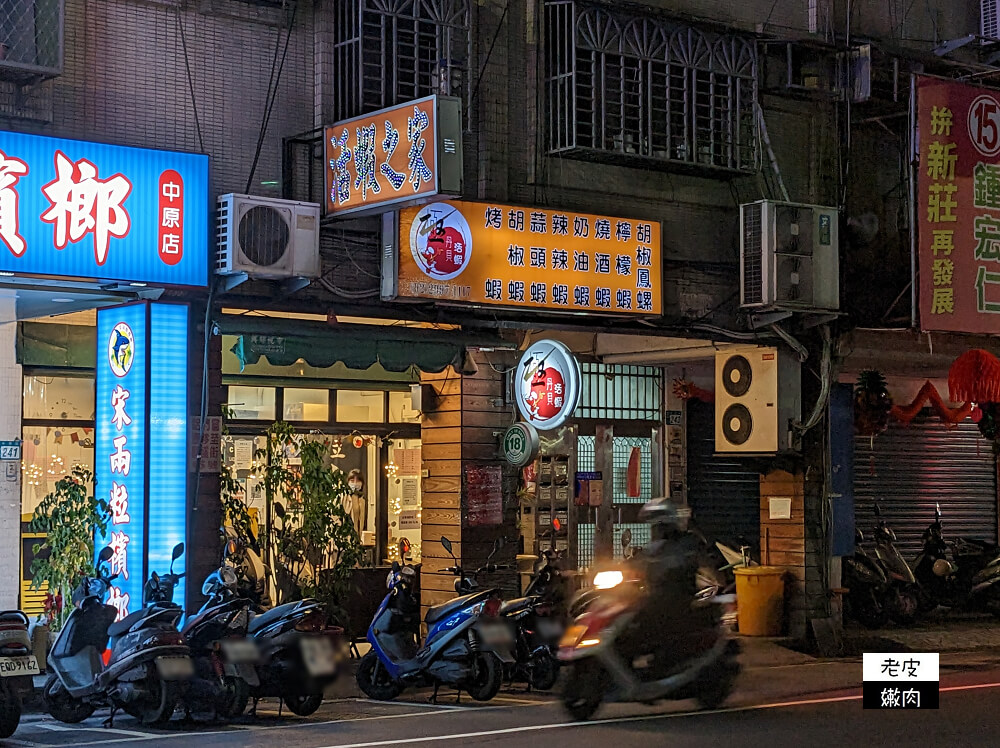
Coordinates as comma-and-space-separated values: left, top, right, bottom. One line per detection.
108, 322, 135, 378
502, 422, 540, 467
514, 339, 581, 431
409, 202, 473, 280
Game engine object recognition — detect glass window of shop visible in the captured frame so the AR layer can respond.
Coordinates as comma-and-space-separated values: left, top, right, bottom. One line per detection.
21, 373, 95, 618
223, 384, 421, 571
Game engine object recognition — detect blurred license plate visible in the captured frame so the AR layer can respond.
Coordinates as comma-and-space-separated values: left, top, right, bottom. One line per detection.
221, 639, 259, 664
155, 656, 194, 680
0, 656, 38, 677
480, 623, 513, 647
300, 637, 336, 677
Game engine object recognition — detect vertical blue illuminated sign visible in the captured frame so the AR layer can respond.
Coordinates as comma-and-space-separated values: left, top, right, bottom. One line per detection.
147, 304, 190, 607
96, 302, 189, 618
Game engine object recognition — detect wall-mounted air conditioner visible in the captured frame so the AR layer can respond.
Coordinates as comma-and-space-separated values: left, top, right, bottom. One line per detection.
740, 200, 840, 312
216, 194, 321, 280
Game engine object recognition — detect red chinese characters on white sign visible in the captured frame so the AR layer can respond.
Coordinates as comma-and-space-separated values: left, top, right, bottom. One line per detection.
0, 150, 28, 258
40, 151, 133, 266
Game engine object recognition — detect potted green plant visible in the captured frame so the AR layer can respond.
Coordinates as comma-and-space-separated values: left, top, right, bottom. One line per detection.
27, 467, 110, 635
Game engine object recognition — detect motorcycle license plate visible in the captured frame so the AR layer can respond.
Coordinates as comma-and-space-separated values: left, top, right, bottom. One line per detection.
155, 656, 194, 681
300, 637, 336, 677
221, 639, 260, 664
479, 622, 513, 647
0, 655, 39, 678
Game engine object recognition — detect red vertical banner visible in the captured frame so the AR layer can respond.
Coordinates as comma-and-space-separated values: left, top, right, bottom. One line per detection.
157, 169, 184, 266
918, 76, 1000, 333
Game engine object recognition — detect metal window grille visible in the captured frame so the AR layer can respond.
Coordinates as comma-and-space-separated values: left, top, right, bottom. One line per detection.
0, 0, 63, 79
545, 1, 757, 173
332, 0, 470, 124
578, 363, 661, 421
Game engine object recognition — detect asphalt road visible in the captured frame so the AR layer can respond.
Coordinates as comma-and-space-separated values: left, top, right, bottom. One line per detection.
6, 668, 1000, 748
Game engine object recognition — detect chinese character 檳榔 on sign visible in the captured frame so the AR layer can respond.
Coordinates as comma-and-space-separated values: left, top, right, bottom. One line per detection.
324, 96, 463, 219
391, 199, 662, 316
0, 131, 208, 286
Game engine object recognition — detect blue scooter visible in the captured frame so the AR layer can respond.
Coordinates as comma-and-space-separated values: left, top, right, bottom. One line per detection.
356, 537, 515, 703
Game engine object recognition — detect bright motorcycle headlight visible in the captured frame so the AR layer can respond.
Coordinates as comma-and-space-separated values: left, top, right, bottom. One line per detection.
593, 570, 624, 590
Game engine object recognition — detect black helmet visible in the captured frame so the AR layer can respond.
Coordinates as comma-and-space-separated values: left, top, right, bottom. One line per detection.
639, 497, 691, 532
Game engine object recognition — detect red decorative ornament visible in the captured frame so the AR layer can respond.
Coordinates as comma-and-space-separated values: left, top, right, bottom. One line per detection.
949, 349, 1000, 404
890, 380, 975, 425
671, 379, 714, 403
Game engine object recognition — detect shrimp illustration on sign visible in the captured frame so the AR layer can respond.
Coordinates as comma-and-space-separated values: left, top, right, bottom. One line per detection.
409, 202, 472, 281
521, 354, 567, 422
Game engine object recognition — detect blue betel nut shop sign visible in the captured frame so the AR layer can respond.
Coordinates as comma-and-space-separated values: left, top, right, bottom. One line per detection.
95, 302, 190, 619
0, 130, 208, 286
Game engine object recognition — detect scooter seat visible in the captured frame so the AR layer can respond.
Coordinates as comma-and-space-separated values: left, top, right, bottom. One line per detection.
500, 597, 534, 616
108, 609, 146, 638
249, 600, 318, 635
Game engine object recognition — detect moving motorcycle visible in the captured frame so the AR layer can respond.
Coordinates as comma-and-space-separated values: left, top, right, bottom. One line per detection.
870, 506, 920, 625
558, 556, 739, 720
0, 610, 39, 738
43, 546, 195, 726
357, 537, 515, 703
913, 504, 1000, 615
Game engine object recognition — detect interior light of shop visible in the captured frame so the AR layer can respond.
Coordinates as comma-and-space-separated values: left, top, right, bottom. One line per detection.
0, 271, 13, 277
51, 298, 74, 303
129, 282, 147, 287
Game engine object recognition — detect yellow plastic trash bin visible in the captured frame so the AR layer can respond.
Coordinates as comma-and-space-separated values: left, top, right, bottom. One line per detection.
733, 566, 785, 636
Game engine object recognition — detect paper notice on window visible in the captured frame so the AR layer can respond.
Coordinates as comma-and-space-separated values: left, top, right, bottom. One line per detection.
396, 448, 421, 476
401, 477, 420, 507
234, 439, 254, 467
399, 510, 420, 530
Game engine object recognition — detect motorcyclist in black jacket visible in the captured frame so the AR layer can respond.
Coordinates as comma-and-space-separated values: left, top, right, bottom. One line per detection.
615, 498, 721, 679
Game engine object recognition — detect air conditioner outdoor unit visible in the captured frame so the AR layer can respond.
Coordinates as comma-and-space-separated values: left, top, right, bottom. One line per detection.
984, 0, 999, 39
715, 346, 801, 454
740, 200, 840, 312
216, 194, 321, 280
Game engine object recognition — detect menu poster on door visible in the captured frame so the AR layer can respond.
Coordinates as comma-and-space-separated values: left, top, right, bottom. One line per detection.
465, 464, 503, 527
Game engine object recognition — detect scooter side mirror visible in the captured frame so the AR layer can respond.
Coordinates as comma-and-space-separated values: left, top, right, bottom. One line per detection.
98, 546, 114, 563
441, 536, 454, 556
172, 543, 185, 561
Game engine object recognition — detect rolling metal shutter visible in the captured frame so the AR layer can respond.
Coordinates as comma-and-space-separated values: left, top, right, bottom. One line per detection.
854, 411, 998, 560
686, 400, 761, 552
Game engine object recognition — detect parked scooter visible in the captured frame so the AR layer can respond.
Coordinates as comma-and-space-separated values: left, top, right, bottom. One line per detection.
144, 541, 260, 720
558, 562, 739, 721
246, 596, 343, 716
842, 529, 892, 629
870, 506, 920, 625
43, 546, 195, 725
913, 504, 1000, 615
0, 610, 39, 737
357, 537, 516, 703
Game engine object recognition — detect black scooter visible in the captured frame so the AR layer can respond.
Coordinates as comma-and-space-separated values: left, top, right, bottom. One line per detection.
43, 545, 195, 726
913, 504, 1000, 615
500, 548, 569, 691
0, 610, 39, 738
144, 541, 260, 721
842, 529, 892, 629
870, 506, 920, 625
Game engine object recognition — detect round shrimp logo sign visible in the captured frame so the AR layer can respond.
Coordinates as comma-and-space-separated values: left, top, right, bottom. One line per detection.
514, 340, 581, 431
108, 322, 135, 378
409, 202, 472, 280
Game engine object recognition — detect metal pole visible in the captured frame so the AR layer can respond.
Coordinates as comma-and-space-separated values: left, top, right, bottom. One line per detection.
909, 74, 919, 330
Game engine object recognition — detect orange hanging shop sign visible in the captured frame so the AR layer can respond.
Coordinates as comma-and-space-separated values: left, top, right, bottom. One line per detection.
324, 95, 463, 218
385, 199, 662, 316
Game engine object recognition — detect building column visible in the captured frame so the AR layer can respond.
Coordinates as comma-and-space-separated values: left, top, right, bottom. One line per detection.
0, 293, 20, 610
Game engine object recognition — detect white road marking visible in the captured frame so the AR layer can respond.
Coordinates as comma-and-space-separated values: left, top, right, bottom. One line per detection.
313, 681, 1000, 748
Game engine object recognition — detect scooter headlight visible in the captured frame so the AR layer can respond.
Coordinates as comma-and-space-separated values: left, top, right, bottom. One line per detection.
593, 570, 624, 590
